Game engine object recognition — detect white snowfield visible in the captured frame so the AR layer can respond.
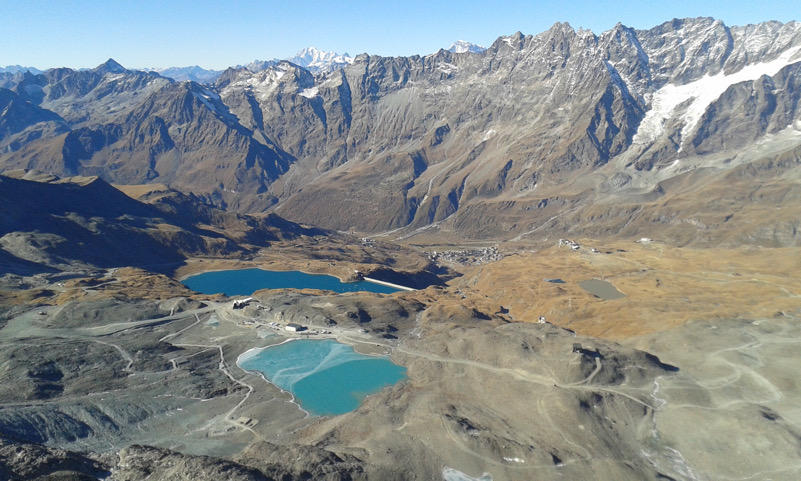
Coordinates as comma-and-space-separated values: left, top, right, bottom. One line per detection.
299, 86, 319, 99
634, 46, 801, 148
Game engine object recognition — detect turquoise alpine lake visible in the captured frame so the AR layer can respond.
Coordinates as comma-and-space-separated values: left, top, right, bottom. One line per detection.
182, 268, 400, 296
237, 339, 407, 416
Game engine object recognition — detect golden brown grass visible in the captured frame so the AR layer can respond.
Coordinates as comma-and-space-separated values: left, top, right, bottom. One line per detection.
459, 241, 801, 340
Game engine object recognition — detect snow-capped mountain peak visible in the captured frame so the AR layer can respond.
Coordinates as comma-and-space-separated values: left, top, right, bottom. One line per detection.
286, 47, 354, 74
447, 40, 486, 54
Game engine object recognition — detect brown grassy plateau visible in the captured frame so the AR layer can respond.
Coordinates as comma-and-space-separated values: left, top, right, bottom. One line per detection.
455, 241, 801, 340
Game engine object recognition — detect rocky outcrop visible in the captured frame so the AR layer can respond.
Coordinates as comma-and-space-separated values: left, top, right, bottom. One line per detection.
0, 437, 109, 480
0, 438, 366, 481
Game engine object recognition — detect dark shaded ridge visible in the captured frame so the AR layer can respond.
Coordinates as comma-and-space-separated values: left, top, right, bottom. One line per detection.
0, 175, 318, 274
366, 265, 452, 289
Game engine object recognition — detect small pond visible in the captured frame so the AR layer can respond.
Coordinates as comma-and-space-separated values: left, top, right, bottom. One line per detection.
238, 339, 406, 416
182, 268, 400, 296
578, 279, 626, 300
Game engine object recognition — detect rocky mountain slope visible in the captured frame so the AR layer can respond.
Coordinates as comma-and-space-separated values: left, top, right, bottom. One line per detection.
1, 18, 800, 245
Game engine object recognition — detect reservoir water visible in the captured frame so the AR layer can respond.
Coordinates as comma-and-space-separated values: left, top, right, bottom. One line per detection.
578, 279, 626, 300
238, 339, 406, 416
182, 268, 400, 296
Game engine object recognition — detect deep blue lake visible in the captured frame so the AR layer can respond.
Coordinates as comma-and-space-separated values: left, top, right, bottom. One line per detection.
238, 339, 407, 416
182, 268, 400, 296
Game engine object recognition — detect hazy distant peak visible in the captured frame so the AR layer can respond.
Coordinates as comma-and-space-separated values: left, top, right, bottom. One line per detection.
0, 65, 43, 74
447, 40, 486, 53
154, 65, 223, 83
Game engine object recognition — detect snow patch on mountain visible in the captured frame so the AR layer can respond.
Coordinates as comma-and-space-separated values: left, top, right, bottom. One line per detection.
299, 86, 319, 99
191, 85, 239, 124
437, 62, 459, 75
220, 64, 294, 101
634, 45, 801, 148
103, 73, 126, 83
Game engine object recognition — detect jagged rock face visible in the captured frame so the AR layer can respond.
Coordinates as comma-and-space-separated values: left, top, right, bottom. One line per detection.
2, 19, 801, 243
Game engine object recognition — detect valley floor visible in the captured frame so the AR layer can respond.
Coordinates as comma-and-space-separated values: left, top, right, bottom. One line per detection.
1, 240, 800, 480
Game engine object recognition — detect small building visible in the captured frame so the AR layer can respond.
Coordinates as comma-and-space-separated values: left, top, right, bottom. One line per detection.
285, 323, 305, 332
572, 343, 583, 353
538, 316, 546, 324
232, 297, 253, 309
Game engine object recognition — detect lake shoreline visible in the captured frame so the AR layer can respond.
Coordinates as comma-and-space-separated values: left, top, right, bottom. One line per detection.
236, 339, 407, 416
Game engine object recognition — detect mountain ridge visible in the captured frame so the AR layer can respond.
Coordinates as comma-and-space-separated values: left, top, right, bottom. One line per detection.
1, 17, 800, 245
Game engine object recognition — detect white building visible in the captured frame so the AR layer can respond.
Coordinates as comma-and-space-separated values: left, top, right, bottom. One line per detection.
232, 297, 253, 309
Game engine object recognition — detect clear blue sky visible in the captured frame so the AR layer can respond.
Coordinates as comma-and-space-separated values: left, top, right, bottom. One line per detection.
1, 0, 797, 70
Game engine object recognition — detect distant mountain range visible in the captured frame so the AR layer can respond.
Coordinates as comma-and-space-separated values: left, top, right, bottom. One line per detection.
3, 42, 479, 84
2, 18, 800, 246
144, 65, 223, 84
0, 65, 43, 75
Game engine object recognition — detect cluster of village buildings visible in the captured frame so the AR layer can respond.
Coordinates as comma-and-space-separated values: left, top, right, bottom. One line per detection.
428, 246, 503, 266
558, 239, 605, 253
